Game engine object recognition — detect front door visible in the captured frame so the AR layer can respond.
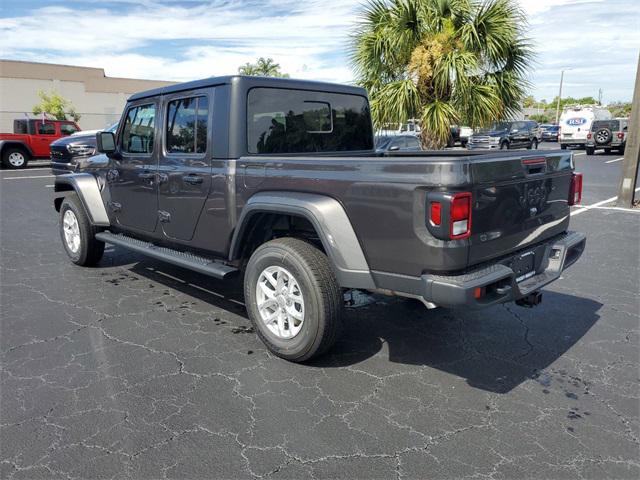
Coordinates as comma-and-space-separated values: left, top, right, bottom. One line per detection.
108, 101, 159, 232
157, 91, 211, 241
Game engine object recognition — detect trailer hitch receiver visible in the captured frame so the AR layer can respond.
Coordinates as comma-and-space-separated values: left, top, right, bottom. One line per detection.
516, 291, 543, 308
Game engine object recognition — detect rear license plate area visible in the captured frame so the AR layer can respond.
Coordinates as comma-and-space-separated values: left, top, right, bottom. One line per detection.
513, 251, 535, 283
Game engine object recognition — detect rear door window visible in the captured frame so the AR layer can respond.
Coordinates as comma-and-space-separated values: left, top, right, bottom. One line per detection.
247, 88, 373, 154
165, 95, 209, 154
121, 104, 156, 154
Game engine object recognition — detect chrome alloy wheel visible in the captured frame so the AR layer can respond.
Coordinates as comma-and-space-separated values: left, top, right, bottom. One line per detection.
7, 151, 25, 167
63, 209, 81, 254
256, 266, 305, 339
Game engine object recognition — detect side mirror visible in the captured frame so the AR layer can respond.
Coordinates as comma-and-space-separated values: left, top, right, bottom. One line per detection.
389, 145, 400, 151
96, 131, 116, 154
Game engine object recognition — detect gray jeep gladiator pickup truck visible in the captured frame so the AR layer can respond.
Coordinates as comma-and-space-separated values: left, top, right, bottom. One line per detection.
53, 76, 586, 362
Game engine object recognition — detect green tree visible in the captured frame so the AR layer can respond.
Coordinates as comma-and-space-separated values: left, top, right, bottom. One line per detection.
351, 0, 532, 149
529, 113, 550, 123
608, 101, 632, 118
32, 90, 80, 121
238, 57, 290, 78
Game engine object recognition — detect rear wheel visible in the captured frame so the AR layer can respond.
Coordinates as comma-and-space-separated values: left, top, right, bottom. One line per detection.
586, 147, 595, 155
59, 194, 105, 266
560, 144, 567, 150
604, 148, 612, 154
244, 238, 342, 362
500, 141, 509, 150
2, 147, 30, 169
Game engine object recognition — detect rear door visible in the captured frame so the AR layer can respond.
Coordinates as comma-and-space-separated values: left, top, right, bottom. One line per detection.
468, 152, 573, 266
157, 90, 211, 241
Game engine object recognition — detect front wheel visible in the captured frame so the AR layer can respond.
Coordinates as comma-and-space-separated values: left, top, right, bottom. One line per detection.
2, 147, 30, 169
527, 139, 538, 150
59, 194, 105, 266
244, 238, 343, 362
500, 141, 509, 150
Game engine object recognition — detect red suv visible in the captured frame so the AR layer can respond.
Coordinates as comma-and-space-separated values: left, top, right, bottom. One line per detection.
0, 119, 81, 168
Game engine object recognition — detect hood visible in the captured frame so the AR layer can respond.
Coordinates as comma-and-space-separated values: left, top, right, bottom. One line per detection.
50, 133, 97, 147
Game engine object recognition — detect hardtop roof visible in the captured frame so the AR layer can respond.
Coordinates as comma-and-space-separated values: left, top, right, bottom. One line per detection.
128, 75, 368, 102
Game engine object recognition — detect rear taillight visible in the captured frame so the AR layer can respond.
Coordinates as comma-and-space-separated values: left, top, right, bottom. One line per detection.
569, 172, 583, 206
617, 132, 624, 139
587, 133, 592, 140
450, 193, 472, 239
427, 192, 473, 240
430, 202, 442, 226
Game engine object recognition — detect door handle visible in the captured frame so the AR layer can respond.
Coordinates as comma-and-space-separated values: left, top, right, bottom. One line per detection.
138, 172, 155, 179
183, 174, 203, 185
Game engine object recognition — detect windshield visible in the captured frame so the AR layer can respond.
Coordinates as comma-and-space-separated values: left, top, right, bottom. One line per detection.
375, 136, 392, 149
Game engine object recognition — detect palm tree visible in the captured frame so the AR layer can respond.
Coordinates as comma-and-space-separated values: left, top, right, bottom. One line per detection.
238, 57, 290, 78
351, 0, 532, 149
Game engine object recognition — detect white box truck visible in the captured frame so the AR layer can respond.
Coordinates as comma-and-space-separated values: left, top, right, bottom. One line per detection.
559, 105, 612, 149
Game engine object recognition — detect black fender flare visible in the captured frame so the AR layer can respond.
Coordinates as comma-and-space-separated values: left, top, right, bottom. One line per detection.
54, 173, 110, 226
230, 191, 375, 290
0, 140, 33, 157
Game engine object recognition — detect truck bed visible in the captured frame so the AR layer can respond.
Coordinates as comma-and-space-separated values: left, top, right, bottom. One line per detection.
233, 149, 574, 276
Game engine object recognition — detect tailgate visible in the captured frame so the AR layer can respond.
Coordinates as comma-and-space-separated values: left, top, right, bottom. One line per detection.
468, 151, 574, 267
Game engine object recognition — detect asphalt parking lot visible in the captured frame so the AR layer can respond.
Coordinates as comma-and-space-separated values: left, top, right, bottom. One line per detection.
1, 146, 638, 479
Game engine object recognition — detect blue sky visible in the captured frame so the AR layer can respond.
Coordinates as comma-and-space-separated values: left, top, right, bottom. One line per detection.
1, 0, 638, 103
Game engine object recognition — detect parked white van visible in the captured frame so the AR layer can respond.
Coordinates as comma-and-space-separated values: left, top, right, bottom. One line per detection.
559, 105, 612, 149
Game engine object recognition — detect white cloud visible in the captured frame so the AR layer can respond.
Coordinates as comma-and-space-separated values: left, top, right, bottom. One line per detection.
1, 0, 638, 102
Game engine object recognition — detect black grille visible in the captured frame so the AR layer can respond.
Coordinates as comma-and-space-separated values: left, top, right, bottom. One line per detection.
50, 145, 71, 163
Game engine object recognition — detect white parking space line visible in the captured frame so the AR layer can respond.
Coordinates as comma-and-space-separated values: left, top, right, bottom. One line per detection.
571, 187, 640, 216
605, 157, 624, 164
15, 167, 52, 172
2, 175, 54, 180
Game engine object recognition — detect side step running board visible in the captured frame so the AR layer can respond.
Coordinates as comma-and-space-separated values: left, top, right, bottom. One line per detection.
95, 232, 238, 280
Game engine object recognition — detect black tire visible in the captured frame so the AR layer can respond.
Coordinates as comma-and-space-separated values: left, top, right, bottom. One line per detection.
500, 141, 509, 150
527, 139, 538, 150
561, 144, 567, 150
59, 194, 105, 266
244, 238, 342, 362
618, 145, 626, 154
586, 147, 595, 155
2, 146, 30, 169
604, 148, 611, 154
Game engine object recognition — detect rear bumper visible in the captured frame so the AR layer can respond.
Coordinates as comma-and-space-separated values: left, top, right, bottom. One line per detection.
373, 231, 586, 308
585, 141, 625, 148
559, 138, 586, 146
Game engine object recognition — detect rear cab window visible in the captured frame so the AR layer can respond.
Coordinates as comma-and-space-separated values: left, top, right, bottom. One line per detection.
247, 88, 373, 154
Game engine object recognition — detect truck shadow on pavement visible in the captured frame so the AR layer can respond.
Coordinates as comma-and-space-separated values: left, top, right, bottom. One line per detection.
127, 258, 601, 395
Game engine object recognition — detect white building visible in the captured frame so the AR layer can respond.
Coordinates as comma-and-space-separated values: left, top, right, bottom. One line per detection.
0, 60, 175, 132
